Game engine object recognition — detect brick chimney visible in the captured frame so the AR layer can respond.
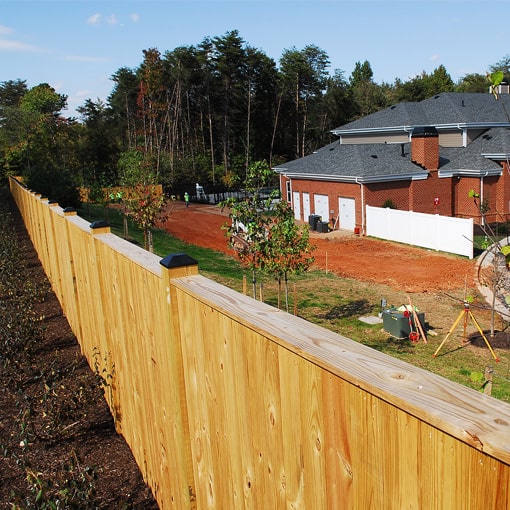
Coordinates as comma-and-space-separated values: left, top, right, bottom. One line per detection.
411, 126, 439, 170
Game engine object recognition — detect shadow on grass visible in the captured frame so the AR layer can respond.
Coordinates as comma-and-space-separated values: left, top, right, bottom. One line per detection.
364, 335, 416, 355
319, 299, 373, 320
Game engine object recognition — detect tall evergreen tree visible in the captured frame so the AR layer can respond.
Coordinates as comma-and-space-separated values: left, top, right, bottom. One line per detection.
349, 60, 387, 118
279, 44, 330, 158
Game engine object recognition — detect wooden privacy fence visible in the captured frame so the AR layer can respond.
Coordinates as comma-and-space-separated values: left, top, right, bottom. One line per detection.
9, 177, 510, 510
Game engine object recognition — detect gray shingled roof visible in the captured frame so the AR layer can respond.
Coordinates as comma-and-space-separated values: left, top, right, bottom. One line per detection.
275, 93, 510, 182
334, 93, 510, 133
275, 141, 428, 182
440, 127, 509, 175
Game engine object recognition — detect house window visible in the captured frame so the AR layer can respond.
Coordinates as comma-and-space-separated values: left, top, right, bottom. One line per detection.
286, 180, 291, 202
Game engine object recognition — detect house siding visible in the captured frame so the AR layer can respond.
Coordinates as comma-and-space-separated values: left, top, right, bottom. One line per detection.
439, 131, 463, 147
341, 133, 409, 144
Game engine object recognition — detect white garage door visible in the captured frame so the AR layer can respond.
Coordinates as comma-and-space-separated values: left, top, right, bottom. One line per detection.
338, 197, 355, 231
302, 193, 310, 222
313, 194, 329, 223
292, 191, 301, 221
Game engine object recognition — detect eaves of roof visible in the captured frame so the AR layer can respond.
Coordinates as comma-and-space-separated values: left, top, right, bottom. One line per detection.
333, 122, 510, 137
439, 168, 502, 178
276, 172, 429, 184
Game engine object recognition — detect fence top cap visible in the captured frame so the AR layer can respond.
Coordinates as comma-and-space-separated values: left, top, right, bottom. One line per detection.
89, 220, 109, 229
160, 253, 198, 269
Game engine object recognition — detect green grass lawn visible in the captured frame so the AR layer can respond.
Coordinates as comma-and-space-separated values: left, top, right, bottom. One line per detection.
79, 203, 510, 403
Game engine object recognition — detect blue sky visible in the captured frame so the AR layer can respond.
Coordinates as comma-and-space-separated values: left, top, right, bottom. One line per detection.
2, 0, 509, 117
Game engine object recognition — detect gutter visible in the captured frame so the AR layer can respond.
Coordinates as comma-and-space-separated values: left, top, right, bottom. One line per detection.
331, 122, 510, 137
274, 172, 428, 184
356, 177, 365, 234
439, 168, 502, 178
480, 153, 510, 159
481, 171, 489, 228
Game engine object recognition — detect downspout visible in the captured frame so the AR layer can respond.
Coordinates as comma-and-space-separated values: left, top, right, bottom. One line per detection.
356, 177, 365, 234
480, 171, 488, 228
456, 124, 467, 147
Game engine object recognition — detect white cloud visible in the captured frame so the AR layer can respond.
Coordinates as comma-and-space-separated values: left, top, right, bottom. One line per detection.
0, 25, 14, 36
130, 13, 140, 23
87, 13, 102, 25
0, 24, 43, 53
430, 54, 440, 62
0, 39, 42, 52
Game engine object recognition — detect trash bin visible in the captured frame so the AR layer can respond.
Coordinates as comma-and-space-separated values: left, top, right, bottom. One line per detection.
316, 221, 329, 233
308, 214, 321, 230
382, 308, 425, 339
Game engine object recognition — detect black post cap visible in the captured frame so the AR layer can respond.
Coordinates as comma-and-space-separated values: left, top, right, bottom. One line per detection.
89, 220, 109, 229
160, 253, 198, 269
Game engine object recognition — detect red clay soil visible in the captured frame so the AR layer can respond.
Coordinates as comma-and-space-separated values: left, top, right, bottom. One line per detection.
158, 202, 476, 293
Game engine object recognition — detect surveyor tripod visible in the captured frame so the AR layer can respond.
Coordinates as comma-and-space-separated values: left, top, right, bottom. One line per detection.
433, 301, 499, 362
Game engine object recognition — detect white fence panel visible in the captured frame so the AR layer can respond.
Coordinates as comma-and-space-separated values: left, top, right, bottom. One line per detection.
366, 206, 473, 258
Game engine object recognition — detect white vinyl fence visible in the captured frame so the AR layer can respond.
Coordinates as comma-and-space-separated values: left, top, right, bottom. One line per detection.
365, 206, 473, 258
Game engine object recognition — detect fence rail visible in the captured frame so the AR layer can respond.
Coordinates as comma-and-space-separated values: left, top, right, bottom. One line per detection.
9, 177, 510, 509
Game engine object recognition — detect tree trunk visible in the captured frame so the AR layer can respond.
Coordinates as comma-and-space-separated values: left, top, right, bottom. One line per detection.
270, 94, 282, 168
245, 78, 252, 178
284, 273, 290, 313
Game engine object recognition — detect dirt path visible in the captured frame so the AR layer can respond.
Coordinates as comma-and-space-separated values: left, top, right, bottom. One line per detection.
158, 202, 476, 293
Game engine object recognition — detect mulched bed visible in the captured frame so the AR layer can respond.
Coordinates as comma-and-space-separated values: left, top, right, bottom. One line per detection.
469, 330, 510, 349
0, 191, 159, 509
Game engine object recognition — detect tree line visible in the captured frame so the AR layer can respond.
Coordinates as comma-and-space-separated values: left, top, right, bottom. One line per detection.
1, 29, 509, 206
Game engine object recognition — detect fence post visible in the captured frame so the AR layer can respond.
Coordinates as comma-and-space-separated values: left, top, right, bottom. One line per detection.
89, 219, 111, 235
159, 252, 198, 509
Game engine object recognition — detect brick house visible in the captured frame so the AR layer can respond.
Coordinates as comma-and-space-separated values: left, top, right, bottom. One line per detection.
274, 91, 510, 233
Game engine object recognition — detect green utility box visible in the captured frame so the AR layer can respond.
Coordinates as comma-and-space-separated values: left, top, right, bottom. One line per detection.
382, 308, 425, 339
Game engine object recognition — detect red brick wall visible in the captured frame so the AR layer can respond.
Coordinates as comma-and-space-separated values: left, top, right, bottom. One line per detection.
365, 181, 410, 209
410, 171, 453, 215
288, 178, 361, 225
454, 176, 483, 220
495, 161, 510, 223
279, 162, 509, 229
453, 171, 510, 224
